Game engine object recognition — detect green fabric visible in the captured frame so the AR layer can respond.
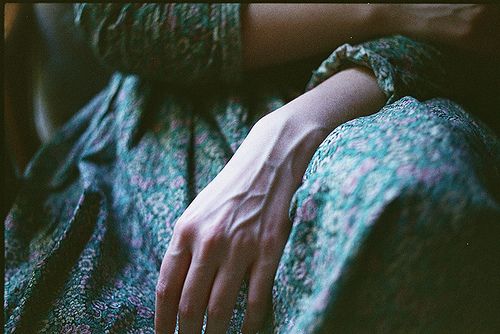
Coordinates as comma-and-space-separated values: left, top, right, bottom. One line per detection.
5, 4, 500, 333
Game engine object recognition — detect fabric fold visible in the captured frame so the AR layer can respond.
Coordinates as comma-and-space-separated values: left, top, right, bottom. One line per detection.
74, 4, 243, 86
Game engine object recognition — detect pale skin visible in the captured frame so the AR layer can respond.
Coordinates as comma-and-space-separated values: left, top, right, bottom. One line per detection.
156, 67, 386, 334
153, 4, 500, 334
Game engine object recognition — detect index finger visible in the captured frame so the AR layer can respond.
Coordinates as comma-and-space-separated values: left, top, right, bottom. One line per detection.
155, 248, 191, 334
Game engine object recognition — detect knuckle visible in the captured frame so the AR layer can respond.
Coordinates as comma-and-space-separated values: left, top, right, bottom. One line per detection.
261, 234, 276, 248
200, 231, 225, 254
260, 234, 281, 255
204, 233, 223, 249
173, 222, 196, 244
178, 301, 198, 319
155, 281, 172, 301
233, 232, 254, 251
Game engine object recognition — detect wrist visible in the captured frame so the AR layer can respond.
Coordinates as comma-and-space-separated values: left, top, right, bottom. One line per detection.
276, 67, 385, 131
254, 66, 385, 150
251, 113, 328, 186
245, 67, 384, 182
249, 109, 330, 184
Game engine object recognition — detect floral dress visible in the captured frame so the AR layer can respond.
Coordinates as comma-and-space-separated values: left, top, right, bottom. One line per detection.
4, 4, 500, 333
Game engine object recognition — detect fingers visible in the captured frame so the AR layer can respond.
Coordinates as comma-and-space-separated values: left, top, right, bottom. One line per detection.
205, 261, 248, 334
178, 260, 218, 334
155, 248, 191, 334
156, 250, 277, 334
241, 260, 276, 334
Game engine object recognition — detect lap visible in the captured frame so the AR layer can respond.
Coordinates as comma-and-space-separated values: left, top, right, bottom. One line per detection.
277, 96, 500, 333
292, 96, 499, 227
5, 90, 499, 333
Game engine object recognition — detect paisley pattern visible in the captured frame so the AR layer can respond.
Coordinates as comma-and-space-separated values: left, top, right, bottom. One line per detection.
4, 4, 500, 333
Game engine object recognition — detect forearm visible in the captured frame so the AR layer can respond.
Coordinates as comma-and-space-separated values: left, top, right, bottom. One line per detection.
274, 67, 385, 135
223, 67, 385, 199
241, 4, 390, 69
249, 68, 385, 177
157, 68, 386, 334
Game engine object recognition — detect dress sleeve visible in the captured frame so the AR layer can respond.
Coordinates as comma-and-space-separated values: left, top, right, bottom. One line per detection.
306, 35, 450, 105
73, 3, 242, 85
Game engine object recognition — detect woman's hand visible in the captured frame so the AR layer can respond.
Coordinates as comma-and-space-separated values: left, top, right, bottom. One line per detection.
154, 68, 386, 334
154, 111, 328, 333
384, 4, 500, 56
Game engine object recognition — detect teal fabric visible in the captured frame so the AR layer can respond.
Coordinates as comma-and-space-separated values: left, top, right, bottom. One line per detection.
4, 4, 500, 333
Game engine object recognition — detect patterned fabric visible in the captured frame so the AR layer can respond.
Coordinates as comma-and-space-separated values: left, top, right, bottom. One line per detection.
74, 3, 242, 85
4, 3, 500, 333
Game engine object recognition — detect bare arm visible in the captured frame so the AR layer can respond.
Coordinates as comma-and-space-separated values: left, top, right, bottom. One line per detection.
241, 4, 500, 69
241, 4, 386, 69
155, 6, 473, 332
155, 67, 385, 334
75, 4, 394, 82
76, 4, 500, 83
